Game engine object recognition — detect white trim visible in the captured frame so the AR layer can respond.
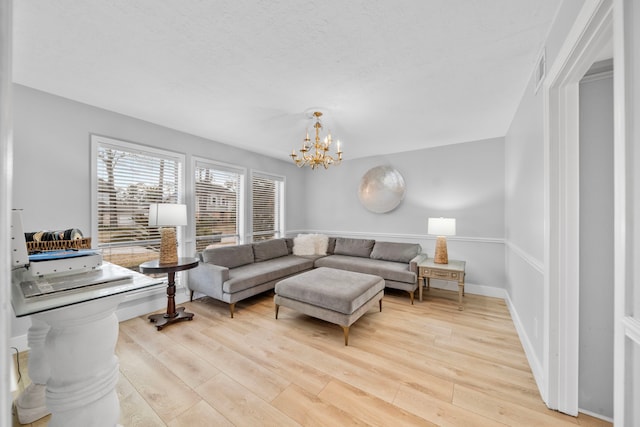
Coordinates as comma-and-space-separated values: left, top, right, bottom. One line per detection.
192, 156, 247, 245
90, 134, 187, 256
505, 292, 546, 404
291, 229, 505, 245
622, 317, 640, 346
543, 0, 613, 415
250, 169, 286, 241
0, 2, 12, 423
577, 408, 614, 424
505, 241, 544, 273
612, 1, 635, 424
580, 69, 614, 84
534, 48, 546, 94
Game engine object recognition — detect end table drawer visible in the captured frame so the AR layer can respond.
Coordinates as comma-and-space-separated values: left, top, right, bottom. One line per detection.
421, 268, 461, 281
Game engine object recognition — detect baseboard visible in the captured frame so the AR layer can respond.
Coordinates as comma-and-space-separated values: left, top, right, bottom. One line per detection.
577, 408, 613, 424
505, 292, 546, 404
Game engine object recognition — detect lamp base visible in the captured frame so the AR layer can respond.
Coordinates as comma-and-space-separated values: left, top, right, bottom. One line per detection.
159, 227, 178, 265
434, 236, 448, 264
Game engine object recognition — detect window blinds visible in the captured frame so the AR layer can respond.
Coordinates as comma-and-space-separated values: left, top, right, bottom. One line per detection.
194, 161, 242, 251
252, 173, 283, 242
95, 141, 183, 269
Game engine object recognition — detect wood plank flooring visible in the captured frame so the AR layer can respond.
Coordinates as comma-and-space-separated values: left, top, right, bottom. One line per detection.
12, 288, 612, 426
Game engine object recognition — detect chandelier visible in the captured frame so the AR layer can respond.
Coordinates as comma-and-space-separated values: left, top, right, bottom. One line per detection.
290, 111, 343, 170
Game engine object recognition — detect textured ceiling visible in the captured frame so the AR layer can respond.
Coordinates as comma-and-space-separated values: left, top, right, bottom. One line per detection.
12, 1, 561, 160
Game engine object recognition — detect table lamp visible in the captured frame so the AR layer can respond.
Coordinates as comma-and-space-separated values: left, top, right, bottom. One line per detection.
428, 217, 456, 264
148, 203, 187, 265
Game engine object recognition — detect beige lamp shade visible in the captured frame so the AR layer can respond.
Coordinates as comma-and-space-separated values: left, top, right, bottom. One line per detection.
428, 217, 456, 264
149, 204, 187, 265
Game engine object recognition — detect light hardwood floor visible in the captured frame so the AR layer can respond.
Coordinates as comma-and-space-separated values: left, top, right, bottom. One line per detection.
12, 288, 612, 426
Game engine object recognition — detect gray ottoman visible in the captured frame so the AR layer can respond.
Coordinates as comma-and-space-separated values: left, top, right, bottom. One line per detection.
274, 267, 384, 345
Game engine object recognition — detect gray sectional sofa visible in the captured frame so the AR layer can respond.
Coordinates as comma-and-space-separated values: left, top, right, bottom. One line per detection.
188, 236, 426, 317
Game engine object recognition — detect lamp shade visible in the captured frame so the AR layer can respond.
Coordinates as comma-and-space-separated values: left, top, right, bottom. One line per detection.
148, 203, 188, 227
428, 217, 456, 236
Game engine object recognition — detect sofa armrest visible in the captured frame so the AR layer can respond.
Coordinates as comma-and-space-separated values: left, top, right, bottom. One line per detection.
187, 262, 230, 300
409, 253, 428, 274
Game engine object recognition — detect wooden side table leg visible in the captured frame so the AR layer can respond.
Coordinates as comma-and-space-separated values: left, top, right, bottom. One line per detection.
458, 281, 464, 311
419, 276, 423, 302
166, 271, 176, 317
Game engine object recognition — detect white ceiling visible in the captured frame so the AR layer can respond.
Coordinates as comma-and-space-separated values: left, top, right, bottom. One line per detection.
12, 1, 561, 160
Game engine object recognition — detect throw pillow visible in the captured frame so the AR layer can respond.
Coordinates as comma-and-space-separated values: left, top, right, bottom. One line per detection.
313, 234, 329, 255
370, 241, 421, 263
253, 239, 288, 262
202, 244, 255, 268
333, 237, 376, 258
293, 234, 316, 256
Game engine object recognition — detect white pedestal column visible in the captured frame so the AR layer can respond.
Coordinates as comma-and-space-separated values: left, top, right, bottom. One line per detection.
14, 318, 51, 424
15, 295, 124, 427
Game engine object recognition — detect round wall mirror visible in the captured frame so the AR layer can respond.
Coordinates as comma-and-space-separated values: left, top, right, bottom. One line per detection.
358, 166, 406, 213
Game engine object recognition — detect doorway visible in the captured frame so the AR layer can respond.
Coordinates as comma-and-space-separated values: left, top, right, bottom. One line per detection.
578, 60, 614, 420
543, 0, 613, 416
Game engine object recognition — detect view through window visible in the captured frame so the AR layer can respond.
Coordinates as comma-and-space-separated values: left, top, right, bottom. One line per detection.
194, 160, 243, 251
92, 136, 184, 270
252, 172, 284, 242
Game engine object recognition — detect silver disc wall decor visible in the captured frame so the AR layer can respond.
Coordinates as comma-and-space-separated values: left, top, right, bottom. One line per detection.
358, 166, 406, 213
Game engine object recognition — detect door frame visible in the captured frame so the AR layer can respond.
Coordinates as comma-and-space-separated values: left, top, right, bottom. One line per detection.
612, 0, 640, 424
543, 0, 613, 415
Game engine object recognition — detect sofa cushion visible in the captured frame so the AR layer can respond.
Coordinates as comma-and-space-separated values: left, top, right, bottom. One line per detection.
314, 254, 416, 284
202, 244, 254, 269
333, 237, 375, 258
275, 267, 385, 315
370, 241, 421, 263
253, 239, 289, 262
223, 255, 314, 294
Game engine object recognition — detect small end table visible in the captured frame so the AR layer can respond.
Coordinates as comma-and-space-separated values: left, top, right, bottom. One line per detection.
418, 258, 466, 310
139, 257, 199, 330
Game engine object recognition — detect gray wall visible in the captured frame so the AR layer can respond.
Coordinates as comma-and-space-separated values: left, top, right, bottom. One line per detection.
303, 138, 506, 291
504, 0, 584, 379
11, 84, 308, 338
578, 70, 613, 418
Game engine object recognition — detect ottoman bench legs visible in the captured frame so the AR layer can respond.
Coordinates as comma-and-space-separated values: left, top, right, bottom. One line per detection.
274, 294, 383, 346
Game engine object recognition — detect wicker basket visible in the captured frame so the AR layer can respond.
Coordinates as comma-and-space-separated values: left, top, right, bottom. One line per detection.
26, 237, 92, 254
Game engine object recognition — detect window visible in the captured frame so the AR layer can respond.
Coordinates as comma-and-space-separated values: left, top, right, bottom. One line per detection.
91, 135, 184, 270
251, 172, 284, 241
194, 159, 244, 251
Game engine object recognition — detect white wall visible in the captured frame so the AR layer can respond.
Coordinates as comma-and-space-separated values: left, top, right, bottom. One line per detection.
304, 137, 506, 294
503, 0, 590, 408
10, 84, 308, 344
578, 69, 614, 418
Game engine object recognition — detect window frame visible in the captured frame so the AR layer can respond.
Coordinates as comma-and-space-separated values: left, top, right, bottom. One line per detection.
90, 134, 186, 268
191, 156, 246, 251
250, 170, 285, 242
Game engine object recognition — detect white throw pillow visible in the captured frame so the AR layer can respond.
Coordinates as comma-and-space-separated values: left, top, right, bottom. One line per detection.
313, 234, 329, 255
293, 234, 316, 256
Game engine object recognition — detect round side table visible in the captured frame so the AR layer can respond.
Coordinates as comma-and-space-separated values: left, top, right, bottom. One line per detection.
139, 257, 199, 330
